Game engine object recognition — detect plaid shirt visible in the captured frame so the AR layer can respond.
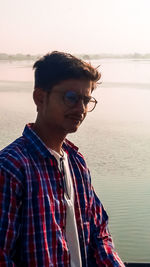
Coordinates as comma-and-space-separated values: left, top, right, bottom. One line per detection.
0, 124, 124, 267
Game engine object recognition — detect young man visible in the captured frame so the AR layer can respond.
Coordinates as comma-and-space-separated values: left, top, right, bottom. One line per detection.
0, 51, 124, 266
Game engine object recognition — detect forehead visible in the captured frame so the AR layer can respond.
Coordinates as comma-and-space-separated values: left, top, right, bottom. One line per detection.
52, 79, 93, 95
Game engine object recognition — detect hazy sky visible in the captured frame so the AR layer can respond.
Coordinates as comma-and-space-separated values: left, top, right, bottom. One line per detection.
0, 0, 150, 54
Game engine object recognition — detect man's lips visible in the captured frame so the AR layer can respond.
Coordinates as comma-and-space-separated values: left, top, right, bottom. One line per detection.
65, 114, 84, 122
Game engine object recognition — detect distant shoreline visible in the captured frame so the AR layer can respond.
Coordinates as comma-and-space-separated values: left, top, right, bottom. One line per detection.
0, 53, 150, 61
0, 80, 150, 92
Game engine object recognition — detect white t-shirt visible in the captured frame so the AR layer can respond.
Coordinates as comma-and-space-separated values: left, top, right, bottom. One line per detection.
49, 148, 82, 267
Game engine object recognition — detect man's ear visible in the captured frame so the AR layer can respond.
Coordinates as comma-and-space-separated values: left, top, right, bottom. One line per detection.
33, 88, 45, 110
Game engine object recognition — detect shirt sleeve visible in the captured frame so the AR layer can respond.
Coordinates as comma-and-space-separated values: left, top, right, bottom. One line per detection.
0, 167, 23, 266
89, 183, 125, 266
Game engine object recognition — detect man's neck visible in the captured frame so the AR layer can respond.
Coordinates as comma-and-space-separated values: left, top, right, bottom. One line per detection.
32, 122, 66, 154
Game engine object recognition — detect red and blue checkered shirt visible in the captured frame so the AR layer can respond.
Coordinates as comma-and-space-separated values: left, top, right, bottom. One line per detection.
0, 124, 125, 266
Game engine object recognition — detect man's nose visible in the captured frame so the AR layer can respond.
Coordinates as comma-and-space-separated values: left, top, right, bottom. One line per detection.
76, 99, 87, 113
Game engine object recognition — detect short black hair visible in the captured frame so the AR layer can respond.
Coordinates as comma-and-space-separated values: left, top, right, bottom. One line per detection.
33, 51, 101, 91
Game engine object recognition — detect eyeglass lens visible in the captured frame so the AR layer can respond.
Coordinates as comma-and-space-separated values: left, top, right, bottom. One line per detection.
64, 91, 97, 112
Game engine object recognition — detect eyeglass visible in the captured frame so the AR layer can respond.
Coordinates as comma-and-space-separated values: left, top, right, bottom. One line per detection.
62, 91, 98, 112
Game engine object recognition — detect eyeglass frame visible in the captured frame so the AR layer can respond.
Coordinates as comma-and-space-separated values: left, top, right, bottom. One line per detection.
48, 89, 98, 112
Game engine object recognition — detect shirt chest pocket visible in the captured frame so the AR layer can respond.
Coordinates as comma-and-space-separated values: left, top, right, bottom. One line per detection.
76, 193, 90, 223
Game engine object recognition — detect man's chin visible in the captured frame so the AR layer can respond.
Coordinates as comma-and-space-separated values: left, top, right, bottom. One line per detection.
64, 120, 83, 134
65, 125, 79, 134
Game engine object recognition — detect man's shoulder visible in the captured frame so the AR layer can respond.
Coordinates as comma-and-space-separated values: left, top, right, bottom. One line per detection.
0, 136, 27, 170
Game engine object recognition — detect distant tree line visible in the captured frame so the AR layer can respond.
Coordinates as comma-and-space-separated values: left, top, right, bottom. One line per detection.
0, 52, 150, 61
0, 53, 40, 61
79, 53, 150, 60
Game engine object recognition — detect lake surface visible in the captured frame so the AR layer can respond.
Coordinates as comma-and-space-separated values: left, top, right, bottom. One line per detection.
0, 59, 150, 263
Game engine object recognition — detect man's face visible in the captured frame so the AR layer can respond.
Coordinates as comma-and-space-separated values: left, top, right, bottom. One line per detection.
37, 79, 93, 136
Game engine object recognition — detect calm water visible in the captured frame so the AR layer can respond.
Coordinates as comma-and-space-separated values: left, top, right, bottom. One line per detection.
0, 59, 150, 262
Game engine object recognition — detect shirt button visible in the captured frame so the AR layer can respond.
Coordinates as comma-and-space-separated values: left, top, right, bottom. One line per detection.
59, 182, 62, 188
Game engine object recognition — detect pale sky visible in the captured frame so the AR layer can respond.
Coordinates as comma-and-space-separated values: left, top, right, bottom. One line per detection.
0, 0, 150, 54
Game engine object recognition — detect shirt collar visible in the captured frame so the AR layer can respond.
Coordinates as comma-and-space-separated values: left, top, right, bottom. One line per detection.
22, 123, 79, 158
